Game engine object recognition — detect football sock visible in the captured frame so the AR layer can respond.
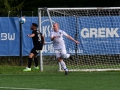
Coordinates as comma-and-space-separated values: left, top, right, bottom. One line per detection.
34, 57, 38, 67
28, 58, 32, 68
60, 60, 68, 71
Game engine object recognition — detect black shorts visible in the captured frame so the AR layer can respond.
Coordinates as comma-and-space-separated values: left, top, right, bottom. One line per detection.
30, 44, 43, 55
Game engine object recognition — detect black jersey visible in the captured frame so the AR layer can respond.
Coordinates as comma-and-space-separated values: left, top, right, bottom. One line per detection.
32, 30, 43, 47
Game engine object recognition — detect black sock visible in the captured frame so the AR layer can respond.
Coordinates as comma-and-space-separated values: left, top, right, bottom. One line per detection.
34, 58, 38, 67
28, 58, 32, 68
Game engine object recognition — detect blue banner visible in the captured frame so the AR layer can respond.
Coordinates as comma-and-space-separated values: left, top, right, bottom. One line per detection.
78, 16, 120, 55
0, 17, 19, 56
41, 16, 120, 55
0, 16, 120, 56
0, 17, 38, 56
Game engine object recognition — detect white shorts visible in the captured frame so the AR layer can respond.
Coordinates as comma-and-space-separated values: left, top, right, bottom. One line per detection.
55, 49, 70, 59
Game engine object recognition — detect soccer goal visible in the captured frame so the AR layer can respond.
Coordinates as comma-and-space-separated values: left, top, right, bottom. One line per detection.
38, 7, 120, 72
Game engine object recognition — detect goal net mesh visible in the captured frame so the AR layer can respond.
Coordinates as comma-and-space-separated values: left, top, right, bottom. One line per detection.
38, 8, 120, 72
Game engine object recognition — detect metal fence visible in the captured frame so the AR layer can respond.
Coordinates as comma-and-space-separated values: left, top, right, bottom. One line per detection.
0, 11, 38, 17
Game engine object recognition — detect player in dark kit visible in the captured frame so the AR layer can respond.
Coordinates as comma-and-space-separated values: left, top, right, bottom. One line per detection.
23, 23, 45, 71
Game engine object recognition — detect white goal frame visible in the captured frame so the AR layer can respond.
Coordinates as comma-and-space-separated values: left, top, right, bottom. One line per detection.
38, 7, 120, 72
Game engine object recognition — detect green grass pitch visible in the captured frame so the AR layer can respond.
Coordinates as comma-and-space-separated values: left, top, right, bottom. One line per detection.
0, 65, 120, 90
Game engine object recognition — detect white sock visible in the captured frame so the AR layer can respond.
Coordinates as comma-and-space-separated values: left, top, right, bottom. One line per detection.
60, 60, 68, 71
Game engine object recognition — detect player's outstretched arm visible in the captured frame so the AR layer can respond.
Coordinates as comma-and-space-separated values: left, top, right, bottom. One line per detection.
27, 34, 35, 37
66, 35, 79, 44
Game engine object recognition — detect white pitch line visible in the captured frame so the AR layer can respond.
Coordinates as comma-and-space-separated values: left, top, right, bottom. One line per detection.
0, 87, 56, 90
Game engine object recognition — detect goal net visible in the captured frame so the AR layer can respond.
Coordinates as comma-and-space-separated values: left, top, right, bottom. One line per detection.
38, 7, 120, 72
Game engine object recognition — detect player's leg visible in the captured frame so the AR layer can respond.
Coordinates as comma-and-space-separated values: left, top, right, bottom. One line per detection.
28, 53, 34, 68
34, 55, 38, 67
58, 57, 69, 75
61, 50, 73, 60
55, 50, 69, 75
34, 51, 39, 70
60, 49, 69, 75
61, 49, 70, 59
23, 48, 35, 71
33, 44, 43, 70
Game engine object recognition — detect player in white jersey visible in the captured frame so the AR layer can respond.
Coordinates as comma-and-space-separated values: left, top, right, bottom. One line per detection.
51, 23, 79, 75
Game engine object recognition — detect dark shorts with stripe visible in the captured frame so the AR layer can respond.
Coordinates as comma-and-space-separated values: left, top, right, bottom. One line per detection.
30, 44, 43, 55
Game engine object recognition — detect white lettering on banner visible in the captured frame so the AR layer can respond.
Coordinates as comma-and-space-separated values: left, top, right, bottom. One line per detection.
41, 19, 55, 38
42, 44, 83, 54
69, 48, 83, 53
42, 25, 51, 37
42, 44, 54, 53
1, 33, 15, 40
81, 28, 119, 38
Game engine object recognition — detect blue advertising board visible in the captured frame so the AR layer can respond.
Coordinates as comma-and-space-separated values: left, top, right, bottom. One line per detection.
0, 16, 120, 56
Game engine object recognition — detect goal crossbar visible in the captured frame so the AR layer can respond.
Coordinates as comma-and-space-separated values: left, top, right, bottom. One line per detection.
38, 7, 120, 10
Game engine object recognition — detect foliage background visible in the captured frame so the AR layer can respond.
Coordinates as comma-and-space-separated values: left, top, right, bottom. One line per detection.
1, 0, 120, 12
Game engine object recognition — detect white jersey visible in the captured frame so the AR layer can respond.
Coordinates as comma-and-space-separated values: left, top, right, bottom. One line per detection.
51, 29, 68, 50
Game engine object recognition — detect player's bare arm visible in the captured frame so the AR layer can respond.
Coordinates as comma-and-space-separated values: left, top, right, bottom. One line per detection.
41, 35, 45, 44
27, 34, 35, 37
66, 35, 79, 44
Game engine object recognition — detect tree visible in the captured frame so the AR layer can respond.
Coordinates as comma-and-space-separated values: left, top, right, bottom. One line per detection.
0, 0, 24, 11
22, 0, 120, 11
0, 0, 24, 16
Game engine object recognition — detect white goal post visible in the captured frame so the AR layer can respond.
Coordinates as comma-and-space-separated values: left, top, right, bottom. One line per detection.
38, 7, 120, 72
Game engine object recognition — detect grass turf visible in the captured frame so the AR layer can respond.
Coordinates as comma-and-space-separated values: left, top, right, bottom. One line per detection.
0, 65, 120, 90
